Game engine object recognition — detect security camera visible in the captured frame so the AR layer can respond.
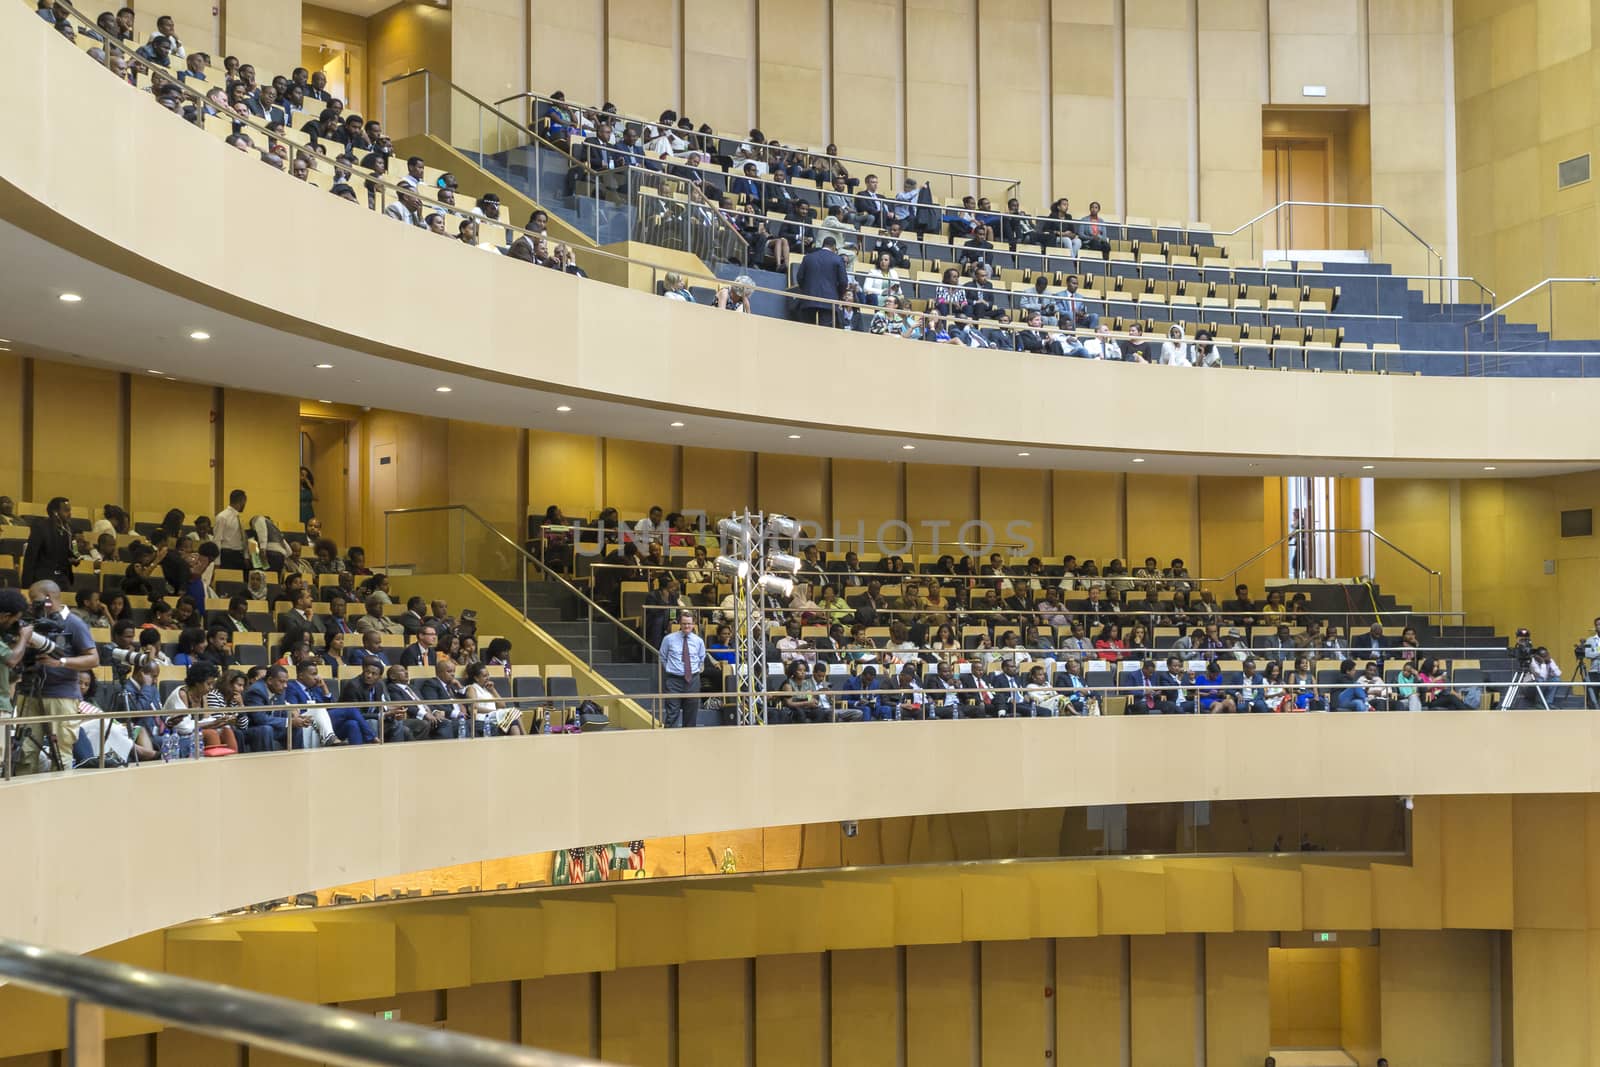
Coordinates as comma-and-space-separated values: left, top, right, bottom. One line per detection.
840, 820, 858, 838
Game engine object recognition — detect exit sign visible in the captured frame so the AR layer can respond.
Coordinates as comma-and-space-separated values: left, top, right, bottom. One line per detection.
1314, 932, 1337, 944
377, 1009, 400, 1021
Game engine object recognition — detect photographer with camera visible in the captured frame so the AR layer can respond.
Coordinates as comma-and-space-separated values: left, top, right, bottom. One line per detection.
1581, 618, 1600, 710
0, 588, 33, 719
10, 580, 101, 775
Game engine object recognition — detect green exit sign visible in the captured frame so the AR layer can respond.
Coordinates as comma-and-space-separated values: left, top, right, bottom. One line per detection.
378, 1010, 399, 1021
1314, 932, 1337, 944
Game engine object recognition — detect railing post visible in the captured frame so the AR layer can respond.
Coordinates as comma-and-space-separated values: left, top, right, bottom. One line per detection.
65, 998, 105, 1067
423, 74, 431, 139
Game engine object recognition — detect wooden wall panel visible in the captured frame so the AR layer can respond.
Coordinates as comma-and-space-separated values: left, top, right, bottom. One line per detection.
682, 447, 756, 520
757, 0, 827, 146
529, 0, 605, 104
830, 947, 899, 1067
1197, 0, 1266, 229
977, 0, 1049, 201
905, 464, 980, 554
603, 439, 678, 518
1380, 930, 1493, 1067
600, 965, 673, 1067
221, 390, 300, 530
978, 467, 1049, 559
1266, 0, 1366, 105
755, 953, 826, 1065
678, 958, 750, 1065
1050, 0, 1117, 212
905, 943, 976, 1066
832, 0, 901, 167
831, 458, 902, 541
980, 939, 1048, 1064
1123, 0, 1195, 222
905, 0, 975, 187
1130, 933, 1199, 1066
129, 378, 212, 522
527, 430, 601, 519
1206, 932, 1270, 1067
757, 453, 828, 529
685, 0, 755, 133
1057, 935, 1125, 1063
1124, 474, 1197, 571
606, 0, 677, 116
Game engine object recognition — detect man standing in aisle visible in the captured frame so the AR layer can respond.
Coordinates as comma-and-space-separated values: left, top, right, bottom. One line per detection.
658, 609, 706, 728
215, 488, 247, 571
1582, 617, 1600, 709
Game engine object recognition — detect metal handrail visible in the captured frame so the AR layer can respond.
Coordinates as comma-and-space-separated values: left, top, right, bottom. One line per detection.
382, 504, 659, 662
0, 937, 611, 1067
1217, 527, 1442, 614
491, 89, 1022, 193
1466, 276, 1600, 349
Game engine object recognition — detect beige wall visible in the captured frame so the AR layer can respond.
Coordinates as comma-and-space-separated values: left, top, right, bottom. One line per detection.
7, 716, 1600, 958
221, 0, 300, 89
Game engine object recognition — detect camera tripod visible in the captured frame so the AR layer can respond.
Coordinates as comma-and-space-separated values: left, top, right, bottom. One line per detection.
1503, 668, 1552, 711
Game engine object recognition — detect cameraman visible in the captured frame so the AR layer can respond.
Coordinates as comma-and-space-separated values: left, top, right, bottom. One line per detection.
13, 580, 100, 775
1583, 618, 1600, 709
0, 588, 33, 720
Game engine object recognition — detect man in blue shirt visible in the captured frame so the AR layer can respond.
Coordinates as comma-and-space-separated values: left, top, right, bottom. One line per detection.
842, 665, 892, 721
658, 610, 706, 728
14, 580, 100, 775
243, 664, 301, 750
286, 659, 369, 745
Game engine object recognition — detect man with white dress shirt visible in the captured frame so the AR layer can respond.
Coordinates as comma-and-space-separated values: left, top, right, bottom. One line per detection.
658, 609, 706, 727
214, 488, 247, 571
633, 506, 665, 549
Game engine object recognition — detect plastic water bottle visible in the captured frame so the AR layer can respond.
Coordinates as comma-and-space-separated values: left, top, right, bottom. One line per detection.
160, 732, 176, 763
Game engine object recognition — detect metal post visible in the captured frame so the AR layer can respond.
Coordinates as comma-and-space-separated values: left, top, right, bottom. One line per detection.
423, 74, 431, 139
65, 998, 105, 1067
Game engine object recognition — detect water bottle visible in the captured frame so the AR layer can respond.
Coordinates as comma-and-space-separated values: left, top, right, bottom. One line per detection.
542, 706, 551, 735
192, 723, 204, 760
160, 732, 176, 763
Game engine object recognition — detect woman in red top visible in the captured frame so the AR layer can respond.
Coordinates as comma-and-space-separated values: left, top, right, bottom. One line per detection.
1093, 621, 1127, 662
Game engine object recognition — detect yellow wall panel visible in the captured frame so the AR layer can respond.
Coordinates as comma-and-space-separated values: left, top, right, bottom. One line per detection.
524, 973, 596, 1058
1057, 935, 1125, 1063
605, 0, 675, 117
1198, 476, 1270, 593
468, 904, 545, 984
444, 979, 516, 1042
1050, 0, 1116, 210
755, 953, 825, 1065
906, 942, 976, 1067
452, 0, 526, 149
1234, 865, 1304, 931
1206, 932, 1270, 1067
1372, 796, 1444, 931
978, 466, 1049, 559
613, 893, 686, 969
980, 939, 1047, 1065
1339, 945, 1383, 1066
1198, 0, 1266, 229
528, 430, 600, 518
906, 0, 975, 182
1373, 479, 1454, 616
1269, 946, 1342, 1047
1125, 474, 1197, 570
893, 875, 964, 946
1124, 0, 1195, 220
1130, 933, 1199, 1067
129, 378, 213, 521
600, 965, 673, 1067
32, 363, 124, 514
678, 958, 750, 1066
367, 2, 450, 136
832, 0, 900, 167
530, 0, 604, 104
603, 438, 677, 518
222, 390, 299, 531
1165, 865, 1234, 932
1302, 864, 1373, 932
904, 464, 980, 556
1100, 867, 1168, 935
685, 0, 754, 133
1266, 0, 1366, 104
757, 0, 826, 146
830, 947, 899, 1067
977, 0, 1049, 199
1381, 929, 1493, 1067
1034, 867, 1101, 937
682, 447, 755, 520
757, 453, 828, 530
541, 900, 617, 975
1439, 794, 1514, 930
962, 872, 1036, 942
832, 459, 902, 540
0, 355, 20, 495
1052, 470, 1124, 563
222, 0, 300, 91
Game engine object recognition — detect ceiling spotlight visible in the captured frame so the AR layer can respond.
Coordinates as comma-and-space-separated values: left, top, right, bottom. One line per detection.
714, 555, 749, 579
318, 399, 332, 404
757, 574, 795, 598
717, 517, 754, 545
1483, 466, 1497, 471
902, 444, 916, 451
787, 434, 802, 440
1017, 452, 1031, 457
434, 386, 453, 393
1131, 457, 1146, 463
1361, 464, 1375, 470
669, 421, 685, 428
767, 552, 802, 574
767, 515, 802, 540
58, 293, 82, 303
188, 330, 211, 341
315, 363, 334, 369
146, 368, 163, 374
555, 404, 572, 413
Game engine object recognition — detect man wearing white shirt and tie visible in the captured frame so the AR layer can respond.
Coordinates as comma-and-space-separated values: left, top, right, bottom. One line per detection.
659, 609, 706, 727
214, 488, 247, 571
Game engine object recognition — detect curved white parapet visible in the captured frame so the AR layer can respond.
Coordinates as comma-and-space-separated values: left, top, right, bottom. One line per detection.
3, 711, 1597, 954
1, 0, 1598, 469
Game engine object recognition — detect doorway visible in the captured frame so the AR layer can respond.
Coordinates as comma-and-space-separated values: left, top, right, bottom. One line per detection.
298, 417, 352, 547
301, 36, 365, 115
1262, 139, 1330, 249
1261, 107, 1372, 256
1268, 945, 1380, 1065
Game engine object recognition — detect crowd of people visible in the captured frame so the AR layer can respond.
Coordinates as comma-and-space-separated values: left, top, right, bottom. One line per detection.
0, 490, 553, 776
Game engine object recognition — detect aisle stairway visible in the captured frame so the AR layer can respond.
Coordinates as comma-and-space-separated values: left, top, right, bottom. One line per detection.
480, 579, 660, 707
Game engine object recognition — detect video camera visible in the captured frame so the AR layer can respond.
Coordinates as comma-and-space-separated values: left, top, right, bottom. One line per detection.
1514, 628, 1535, 671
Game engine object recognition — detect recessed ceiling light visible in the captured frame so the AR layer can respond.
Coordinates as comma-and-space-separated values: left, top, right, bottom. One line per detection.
434, 385, 453, 393
315, 363, 334, 370
1361, 464, 1375, 470
58, 293, 81, 303
188, 330, 210, 341
1131, 457, 1146, 463
669, 421, 685, 428
146, 368, 163, 374
555, 404, 572, 413
787, 434, 802, 440
318, 399, 332, 404
901, 444, 916, 451
1483, 465, 1497, 471
1017, 452, 1031, 457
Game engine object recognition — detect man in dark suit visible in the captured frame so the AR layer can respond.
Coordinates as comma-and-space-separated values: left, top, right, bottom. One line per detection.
1351, 623, 1389, 664
385, 664, 457, 739
1156, 655, 1195, 714
395, 596, 427, 640
1127, 657, 1164, 715
986, 658, 1031, 717
794, 235, 849, 327
842, 665, 891, 721
400, 622, 441, 668
276, 589, 323, 644
21, 497, 77, 587
243, 664, 307, 750
338, 657, 410, 742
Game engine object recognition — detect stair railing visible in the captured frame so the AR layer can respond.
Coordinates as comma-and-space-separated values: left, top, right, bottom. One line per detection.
1219, 527, 1445, 619
1465, 276, 1600, 351
383, 505, 659, 670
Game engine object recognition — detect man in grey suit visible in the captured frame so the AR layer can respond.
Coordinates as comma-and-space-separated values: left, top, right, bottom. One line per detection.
794, 235, 849, 328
